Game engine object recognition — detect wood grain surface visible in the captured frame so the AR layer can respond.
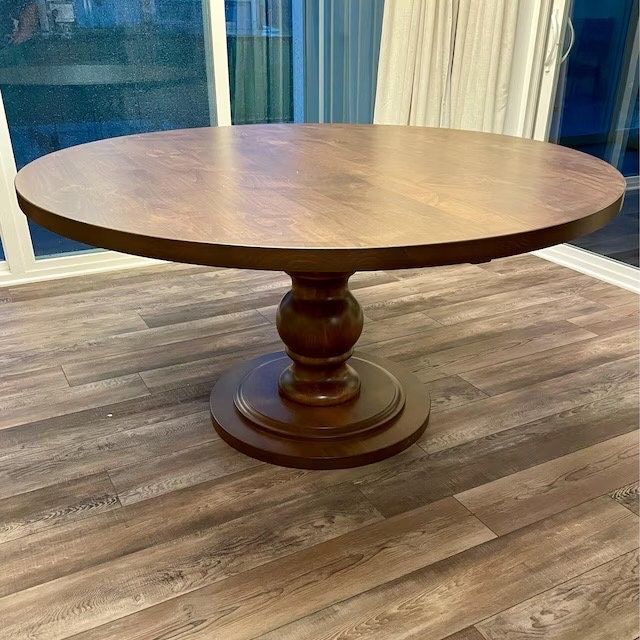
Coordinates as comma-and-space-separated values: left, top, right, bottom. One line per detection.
15, 125, 625, 271
477, 550, 639, 640
255, 498, 637, 639
0, 254, 637, 639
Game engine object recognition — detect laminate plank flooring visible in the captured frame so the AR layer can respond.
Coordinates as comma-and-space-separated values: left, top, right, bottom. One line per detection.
460, 327, 638, 395
476, 550, 639, 640
0, 473, 119, 544
357, 390, 638, 517
610, 481, 640, 515
421, 356, 638, 453
0, 485, 381, 640
255, 499, 637, 640
443, 630, 487, 640
0, 409, 216, 499
0, 255, 637, 640
0, 364, 69, 399
70, 497, 494, 640
455, 430, 639, 534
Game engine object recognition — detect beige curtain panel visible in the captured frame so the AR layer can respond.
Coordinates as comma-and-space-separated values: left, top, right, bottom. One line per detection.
374, 0, 518, 133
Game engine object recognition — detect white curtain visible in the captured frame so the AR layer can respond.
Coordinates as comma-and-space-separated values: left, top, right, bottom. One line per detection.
374, 0, 518, 134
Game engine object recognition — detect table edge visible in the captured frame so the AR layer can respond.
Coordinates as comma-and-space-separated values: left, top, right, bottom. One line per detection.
16, 190, 624, 272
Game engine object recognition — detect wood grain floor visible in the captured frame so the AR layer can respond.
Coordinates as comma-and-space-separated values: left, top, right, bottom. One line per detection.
0, 254, 637, 640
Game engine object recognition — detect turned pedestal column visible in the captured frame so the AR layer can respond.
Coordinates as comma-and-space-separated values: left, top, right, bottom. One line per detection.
276, 273, 363, 406
210, 272, 431, 469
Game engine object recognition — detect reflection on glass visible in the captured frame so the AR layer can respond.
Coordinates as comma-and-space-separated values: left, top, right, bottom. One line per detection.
550, 0, 639, 266
1, 0, 215, 257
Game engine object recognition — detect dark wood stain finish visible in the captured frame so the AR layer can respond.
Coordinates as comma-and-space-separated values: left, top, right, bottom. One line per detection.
15, 125, 625, 271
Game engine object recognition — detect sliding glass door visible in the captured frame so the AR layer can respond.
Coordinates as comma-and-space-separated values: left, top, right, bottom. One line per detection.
549, 0, 639, 266
0, 0, 216, 257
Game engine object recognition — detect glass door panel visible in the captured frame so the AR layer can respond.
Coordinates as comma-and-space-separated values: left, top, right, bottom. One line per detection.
1, 0, 215, 257
549, 0, 639, 266
304, 0, 384, 124
225, 0, 293, 124
224, 0, 384, 126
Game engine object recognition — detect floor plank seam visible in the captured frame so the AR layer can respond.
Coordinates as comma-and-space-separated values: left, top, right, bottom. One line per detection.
607, 496, 640, 516
444, 376, 489, 401
605, 488, 640, 515
138, 372, 154, 395
56, 364, 73, 390
105, 473, 124, 512
450, 496, 501, 538
473, 625, 491, 640
351, 483, 388, 521
609, 481, 640, 514
135, 310, 151, 330
255, 307, 276, 324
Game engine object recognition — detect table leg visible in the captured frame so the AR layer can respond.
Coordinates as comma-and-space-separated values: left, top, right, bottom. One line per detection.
210, 272, 430, 468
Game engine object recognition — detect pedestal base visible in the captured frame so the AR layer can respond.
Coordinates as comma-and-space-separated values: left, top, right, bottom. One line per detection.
210, 351, 430, 469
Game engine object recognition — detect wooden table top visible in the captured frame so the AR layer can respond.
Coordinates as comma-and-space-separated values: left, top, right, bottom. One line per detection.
15, 124, 625, 272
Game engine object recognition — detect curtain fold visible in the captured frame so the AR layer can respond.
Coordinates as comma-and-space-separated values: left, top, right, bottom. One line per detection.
374, 0, 456, 126
449, 0, 518, 132
374, 0, 518, 134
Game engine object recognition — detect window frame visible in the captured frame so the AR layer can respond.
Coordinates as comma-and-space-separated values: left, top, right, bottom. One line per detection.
0, 0, 231, 285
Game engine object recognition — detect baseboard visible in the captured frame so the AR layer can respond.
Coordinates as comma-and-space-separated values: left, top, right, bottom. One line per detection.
0, 251, 161, 287
533, 244, 640, 293
626, 175, 639, 190
1, 243, 638, 294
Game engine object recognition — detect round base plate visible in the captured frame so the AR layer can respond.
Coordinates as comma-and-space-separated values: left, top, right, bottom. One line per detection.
210, 351, 430, 469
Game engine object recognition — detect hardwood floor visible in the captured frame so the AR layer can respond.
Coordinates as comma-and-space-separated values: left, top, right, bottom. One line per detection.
0, 255, 637, 640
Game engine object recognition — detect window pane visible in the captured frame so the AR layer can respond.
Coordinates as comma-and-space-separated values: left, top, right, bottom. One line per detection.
226, 0, 293, 124
304, 0, 384, 124
1, 0, 215, 257
224, 0, 383, 126
550, 0, 639, 267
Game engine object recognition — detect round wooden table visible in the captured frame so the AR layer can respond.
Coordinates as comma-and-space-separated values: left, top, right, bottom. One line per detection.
15, 125, 625, 468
